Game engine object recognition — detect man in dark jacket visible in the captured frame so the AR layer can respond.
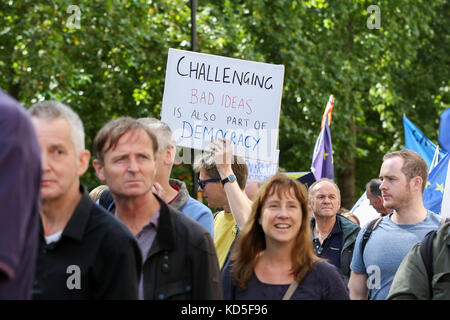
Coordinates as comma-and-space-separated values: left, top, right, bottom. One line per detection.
29, 101, 141, 299
308, 178, 360, 281
92, 117, 222, 300
387, 219, 450, 300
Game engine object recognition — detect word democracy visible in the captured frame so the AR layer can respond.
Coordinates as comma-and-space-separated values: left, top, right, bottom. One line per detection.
180, 121, 261, 151
176, 55, 274, 90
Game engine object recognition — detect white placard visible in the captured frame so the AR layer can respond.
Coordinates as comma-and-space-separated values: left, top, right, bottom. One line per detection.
161, 48, 284, 161
246, 150, 279, 181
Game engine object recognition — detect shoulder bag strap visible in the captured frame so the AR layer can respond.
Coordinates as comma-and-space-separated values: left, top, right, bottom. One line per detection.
282, 281, 299, 300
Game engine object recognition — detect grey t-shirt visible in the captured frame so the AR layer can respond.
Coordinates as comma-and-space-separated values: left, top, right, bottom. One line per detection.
350, 211, 442, 300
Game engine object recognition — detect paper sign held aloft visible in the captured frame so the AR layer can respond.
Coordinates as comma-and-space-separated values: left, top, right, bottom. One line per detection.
161, 48, 284, 161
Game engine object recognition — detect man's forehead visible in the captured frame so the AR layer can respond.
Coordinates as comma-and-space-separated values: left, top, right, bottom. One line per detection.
106, 129, 153, 151
313, 181, 338, 195
380, 160, 404, 179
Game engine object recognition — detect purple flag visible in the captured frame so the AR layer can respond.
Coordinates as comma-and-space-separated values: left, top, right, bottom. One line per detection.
311, 114, 334, 181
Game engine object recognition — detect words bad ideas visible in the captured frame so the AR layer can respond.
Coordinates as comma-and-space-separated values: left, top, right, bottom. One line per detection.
189, 88, 253, 115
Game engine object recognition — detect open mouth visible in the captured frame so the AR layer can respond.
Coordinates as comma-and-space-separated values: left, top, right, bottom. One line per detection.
274, 224, 291, 229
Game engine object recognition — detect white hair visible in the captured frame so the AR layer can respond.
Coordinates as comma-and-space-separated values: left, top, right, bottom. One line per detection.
138, 117, 175, 153
29, 100, 85, 154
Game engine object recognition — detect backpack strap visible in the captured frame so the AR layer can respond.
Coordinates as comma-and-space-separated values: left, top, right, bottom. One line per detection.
361, 216, 383, 259
419, 217, 450, 297
420, 229, 436, 297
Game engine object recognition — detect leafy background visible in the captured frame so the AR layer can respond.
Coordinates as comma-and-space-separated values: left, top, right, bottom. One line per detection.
1, 0, 448, 209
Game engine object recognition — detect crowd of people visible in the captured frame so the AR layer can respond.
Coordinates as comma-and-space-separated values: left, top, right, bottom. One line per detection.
1, 90, 449, 300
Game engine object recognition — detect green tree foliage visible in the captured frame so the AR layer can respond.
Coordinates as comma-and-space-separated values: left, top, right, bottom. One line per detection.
1, 0, 448, 205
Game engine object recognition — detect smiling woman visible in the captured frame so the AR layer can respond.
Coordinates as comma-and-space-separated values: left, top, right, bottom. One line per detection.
222, 173, 350, 300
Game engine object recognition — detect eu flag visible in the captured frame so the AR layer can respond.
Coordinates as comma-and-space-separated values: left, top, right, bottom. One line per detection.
311, 95, 334, 180
423, 152, 449, 214
403, 116, 446, 169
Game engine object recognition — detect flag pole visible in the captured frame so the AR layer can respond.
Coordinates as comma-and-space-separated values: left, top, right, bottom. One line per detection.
440, 158, 450, 219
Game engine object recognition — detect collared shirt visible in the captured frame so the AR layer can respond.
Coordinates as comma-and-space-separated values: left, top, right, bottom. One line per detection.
136, 209, 160, 300
32, 186, 141, 300
311, 218, 344, 269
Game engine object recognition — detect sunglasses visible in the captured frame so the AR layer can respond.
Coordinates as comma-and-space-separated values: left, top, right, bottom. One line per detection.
198, 178, 220, 189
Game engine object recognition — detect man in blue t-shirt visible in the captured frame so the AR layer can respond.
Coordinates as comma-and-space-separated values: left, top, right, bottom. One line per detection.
349, 149, 443, 300
0, 89, 42, 299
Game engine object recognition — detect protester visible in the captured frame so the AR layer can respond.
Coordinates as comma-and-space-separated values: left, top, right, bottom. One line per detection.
137, 117, 214, 237
349, 149, 443, 300
365, 178, 390, 216
337, 208, 360, 226
387, 218, 450, 300
0, 90, 41, 299
245, 180, 264, 201
194, 138, 252, 269
222, 173, 349, 300
89, 184, 109, 202
96, 118, 214, 237
308, 178, 360, 281
92, 117, 222, 299
30, 101, 141, 299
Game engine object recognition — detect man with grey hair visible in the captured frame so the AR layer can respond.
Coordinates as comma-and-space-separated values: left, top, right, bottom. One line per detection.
29, 101, 141, 299
308, 178, 360, 282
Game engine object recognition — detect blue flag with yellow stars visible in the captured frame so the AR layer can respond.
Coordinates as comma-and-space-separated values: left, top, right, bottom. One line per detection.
403, 115, 446, 169
423, 152, 449, 214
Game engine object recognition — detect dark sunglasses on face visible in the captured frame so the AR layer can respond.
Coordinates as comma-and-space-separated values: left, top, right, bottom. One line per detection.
198, 178, 220, 189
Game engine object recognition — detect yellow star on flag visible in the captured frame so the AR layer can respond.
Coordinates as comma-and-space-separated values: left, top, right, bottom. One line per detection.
323, 152, 329, 160
435, 183, 444, 193
426, 181, 431, 188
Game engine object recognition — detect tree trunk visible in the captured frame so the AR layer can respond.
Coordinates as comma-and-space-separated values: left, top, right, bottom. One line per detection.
338, 118, 356, 210
337, 18, 356, 210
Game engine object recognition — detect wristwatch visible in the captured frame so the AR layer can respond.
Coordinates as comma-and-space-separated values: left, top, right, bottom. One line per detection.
221, 174, 237, 185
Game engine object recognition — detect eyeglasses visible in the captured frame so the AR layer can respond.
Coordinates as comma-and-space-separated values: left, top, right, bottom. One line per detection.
198, 178, 220, 189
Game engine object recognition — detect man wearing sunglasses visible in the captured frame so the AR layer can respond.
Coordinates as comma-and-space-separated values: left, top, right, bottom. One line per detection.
194, 138, 251, 269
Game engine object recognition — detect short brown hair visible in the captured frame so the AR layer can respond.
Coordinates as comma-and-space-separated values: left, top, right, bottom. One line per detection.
193, 153, 248, 190
383, 149, 428, 192
93, 117, 159, 162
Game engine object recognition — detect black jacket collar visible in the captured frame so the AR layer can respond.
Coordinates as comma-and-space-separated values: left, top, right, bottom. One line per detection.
148, 194, 176, 255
